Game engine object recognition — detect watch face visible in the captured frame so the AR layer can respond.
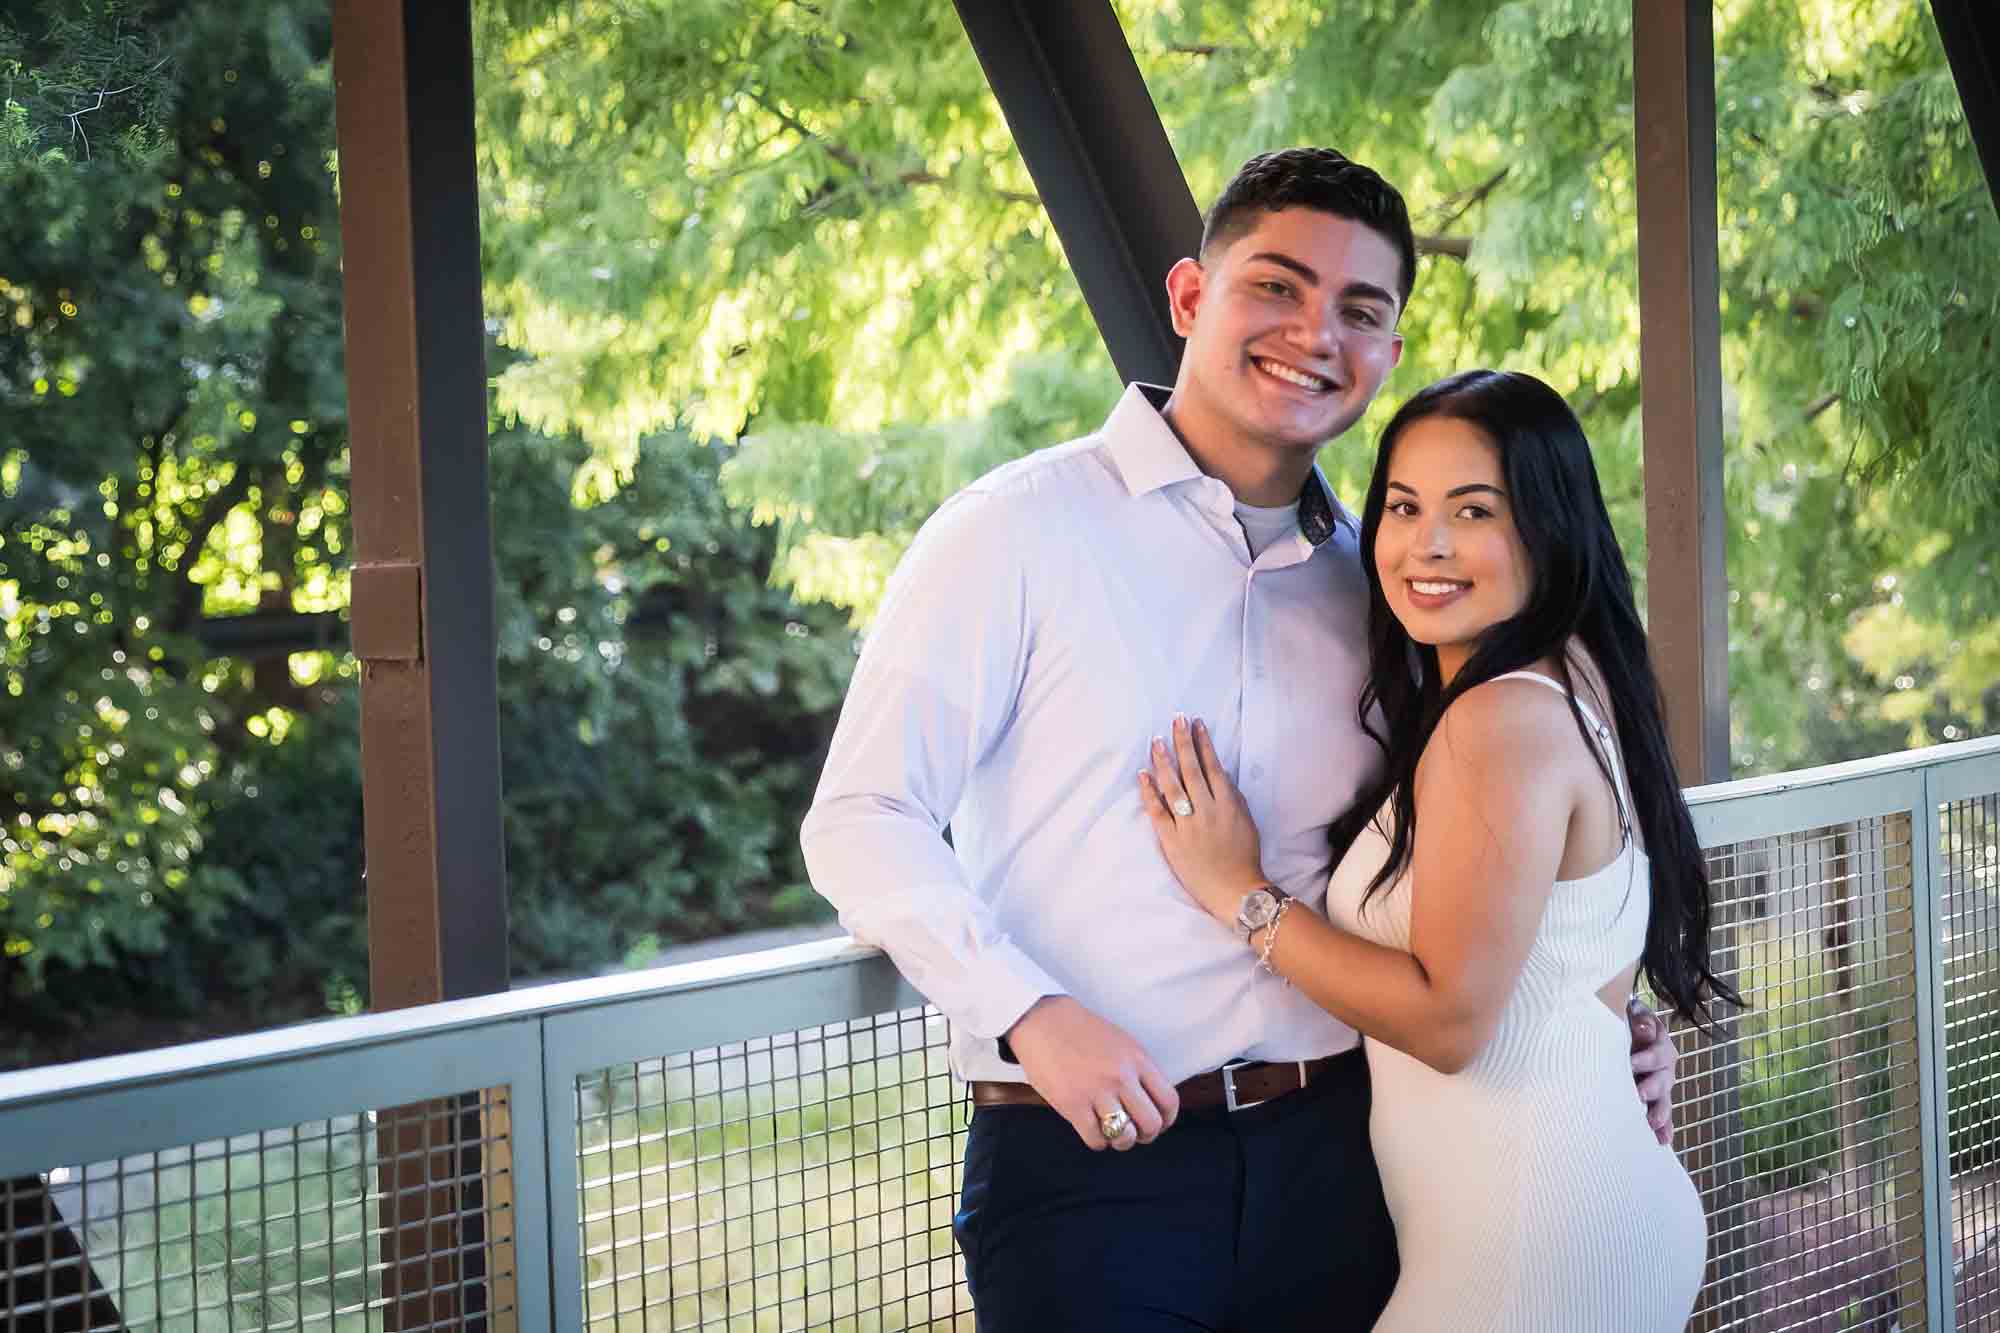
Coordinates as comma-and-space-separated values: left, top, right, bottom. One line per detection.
1239, 889, 1278, 933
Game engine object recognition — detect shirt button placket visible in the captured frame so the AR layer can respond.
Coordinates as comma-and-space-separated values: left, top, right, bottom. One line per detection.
1243, 569, 1267, 799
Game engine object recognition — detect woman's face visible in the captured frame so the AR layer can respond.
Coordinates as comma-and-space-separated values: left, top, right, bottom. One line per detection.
1372, 415, 1534, 678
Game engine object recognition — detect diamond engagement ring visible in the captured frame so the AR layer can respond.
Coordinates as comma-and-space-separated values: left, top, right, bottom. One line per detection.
1171, 797, 1194, 818
1098, 1108, 1132, 1140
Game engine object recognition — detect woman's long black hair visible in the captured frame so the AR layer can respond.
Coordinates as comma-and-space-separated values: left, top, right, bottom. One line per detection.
1326, 369, 1740, 1030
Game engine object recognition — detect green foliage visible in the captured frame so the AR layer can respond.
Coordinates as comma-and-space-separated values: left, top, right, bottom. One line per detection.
484, 421, 853, 974
477, 0, 1998, 776
1734, 986, 1896, 1191
1, 1, 347, 1003
1, 0, 850, 1058
0, 1, 178, 169
474, 0, 1096, 459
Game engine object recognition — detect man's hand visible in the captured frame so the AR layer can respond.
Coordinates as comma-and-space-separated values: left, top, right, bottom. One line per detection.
1003, 996, 1180, 1151
1628, 996, 1678, 1145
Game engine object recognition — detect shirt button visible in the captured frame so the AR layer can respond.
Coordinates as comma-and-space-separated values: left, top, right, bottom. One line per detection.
1250, 764, 1266, 779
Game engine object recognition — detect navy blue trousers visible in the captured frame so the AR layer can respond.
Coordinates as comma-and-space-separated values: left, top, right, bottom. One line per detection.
953, 1049, 1397, 1331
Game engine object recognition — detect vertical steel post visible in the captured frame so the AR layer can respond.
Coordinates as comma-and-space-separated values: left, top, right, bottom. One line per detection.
1632, 0, 1730, 785
330, 0, 507, 1324
1909, 772, 1958, 1331
1885, 811, 1934, 1327
331, 0, 509, 1013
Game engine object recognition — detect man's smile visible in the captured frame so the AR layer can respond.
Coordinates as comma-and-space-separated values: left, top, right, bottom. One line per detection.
1252, 355, 1340, 393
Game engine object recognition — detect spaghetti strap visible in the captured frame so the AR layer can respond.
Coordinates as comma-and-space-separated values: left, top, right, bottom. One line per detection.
1488, 670, 1632, 836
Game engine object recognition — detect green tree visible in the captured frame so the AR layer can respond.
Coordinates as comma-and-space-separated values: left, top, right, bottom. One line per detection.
476, 0, 1998, 773
1, 2, 351, 1013
0, 0, 853, 1060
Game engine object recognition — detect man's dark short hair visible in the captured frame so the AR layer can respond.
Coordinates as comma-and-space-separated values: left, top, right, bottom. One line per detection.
1201, 148, 1418, 312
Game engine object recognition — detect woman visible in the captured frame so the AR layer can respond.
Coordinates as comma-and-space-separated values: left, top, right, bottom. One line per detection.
1140, 369, 1736, 1330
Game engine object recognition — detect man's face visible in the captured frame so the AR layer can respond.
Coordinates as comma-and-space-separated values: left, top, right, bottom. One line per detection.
1167, 207, 1406, 454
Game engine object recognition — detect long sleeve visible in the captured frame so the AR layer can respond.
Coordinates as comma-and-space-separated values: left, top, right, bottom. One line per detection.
799, 488, 1064, 1040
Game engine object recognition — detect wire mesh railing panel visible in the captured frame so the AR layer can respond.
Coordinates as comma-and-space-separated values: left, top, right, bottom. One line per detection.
1943, 789, 2000, 1329
1666, 816, 1929, 1332
2, 1088, 519, 1332
573, 1007, 970, 1332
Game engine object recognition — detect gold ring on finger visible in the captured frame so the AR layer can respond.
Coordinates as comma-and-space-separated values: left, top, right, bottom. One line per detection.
1098, 1107, 1132, 1140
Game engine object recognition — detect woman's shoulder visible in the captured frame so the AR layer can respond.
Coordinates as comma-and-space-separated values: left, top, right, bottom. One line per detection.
1425, 658, 1601, 781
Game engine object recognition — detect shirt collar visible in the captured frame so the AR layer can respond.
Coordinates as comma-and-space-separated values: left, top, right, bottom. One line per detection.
1102, 382, 1350, 548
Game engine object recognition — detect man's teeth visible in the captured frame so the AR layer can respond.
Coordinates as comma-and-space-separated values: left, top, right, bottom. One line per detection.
1410, 580, 1468, 595
1258, 359, 1330, 390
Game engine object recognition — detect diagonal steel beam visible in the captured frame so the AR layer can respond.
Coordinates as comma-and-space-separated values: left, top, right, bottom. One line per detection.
1932, 0, 2000, 217
951, 0, 1200, 387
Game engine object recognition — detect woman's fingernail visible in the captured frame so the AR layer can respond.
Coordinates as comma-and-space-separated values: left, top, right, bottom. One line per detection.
1152, 736, 1165, 752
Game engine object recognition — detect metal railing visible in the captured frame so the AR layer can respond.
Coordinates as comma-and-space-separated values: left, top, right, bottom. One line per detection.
4, 735, 1998, 1331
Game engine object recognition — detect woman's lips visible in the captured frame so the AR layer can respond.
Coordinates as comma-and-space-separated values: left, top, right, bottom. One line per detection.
1403, 578, 1472, 611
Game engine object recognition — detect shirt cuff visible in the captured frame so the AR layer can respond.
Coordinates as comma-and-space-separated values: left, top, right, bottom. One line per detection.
956, 940, 1066, 1041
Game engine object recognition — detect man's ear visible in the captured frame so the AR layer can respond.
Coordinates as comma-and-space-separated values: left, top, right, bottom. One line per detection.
1389, 332, 1405, 369
1164, 256, 1204, 338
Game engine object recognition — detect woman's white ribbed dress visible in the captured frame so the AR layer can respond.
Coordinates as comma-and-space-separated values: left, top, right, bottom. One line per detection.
1324, 672, 1707, 1331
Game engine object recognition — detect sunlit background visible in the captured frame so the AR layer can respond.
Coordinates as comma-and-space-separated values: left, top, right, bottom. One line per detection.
1, 0, 1994, 1069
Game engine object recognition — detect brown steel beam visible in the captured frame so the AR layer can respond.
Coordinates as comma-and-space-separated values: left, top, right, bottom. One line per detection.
329, 0, 508, 1011
1633, 0, 1730, 786
330, 0, 507, 1326
1634, 9, 1740, 1331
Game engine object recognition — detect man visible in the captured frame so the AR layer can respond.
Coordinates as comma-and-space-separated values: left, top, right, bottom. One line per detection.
801, 149, 1679, 1330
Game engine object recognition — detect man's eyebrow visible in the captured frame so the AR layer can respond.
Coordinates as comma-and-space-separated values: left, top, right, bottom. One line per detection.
1339, 280, 1399, 311
1243, 251, 1319, 284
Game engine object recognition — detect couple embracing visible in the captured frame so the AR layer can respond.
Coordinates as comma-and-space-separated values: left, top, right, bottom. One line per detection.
801, 148, 1736, 1331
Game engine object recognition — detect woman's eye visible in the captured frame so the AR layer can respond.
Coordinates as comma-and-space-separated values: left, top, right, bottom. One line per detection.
1457, 504, 1493, 520
1386, 500, 1417, 517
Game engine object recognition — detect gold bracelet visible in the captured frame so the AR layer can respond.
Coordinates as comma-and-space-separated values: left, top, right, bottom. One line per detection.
1256, 897, 1292, 975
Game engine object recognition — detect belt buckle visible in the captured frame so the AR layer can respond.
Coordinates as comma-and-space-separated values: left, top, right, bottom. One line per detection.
1221, 1059, 1309, 1112
1221, 1059, 1262, 1112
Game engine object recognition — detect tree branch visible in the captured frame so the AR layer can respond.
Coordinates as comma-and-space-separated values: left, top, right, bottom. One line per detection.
746, 88, 1040, 208
893, 166, 1038, 207
1749, 391, 1842, 455
1416, 234, 1470, 261
1430, 166, 1511, 233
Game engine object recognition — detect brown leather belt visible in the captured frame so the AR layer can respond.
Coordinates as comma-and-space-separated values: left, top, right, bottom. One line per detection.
971, 1055, 1343, 1116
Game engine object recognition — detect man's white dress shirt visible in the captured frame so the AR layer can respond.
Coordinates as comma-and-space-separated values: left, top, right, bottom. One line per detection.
800, 384, 1383, 1084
